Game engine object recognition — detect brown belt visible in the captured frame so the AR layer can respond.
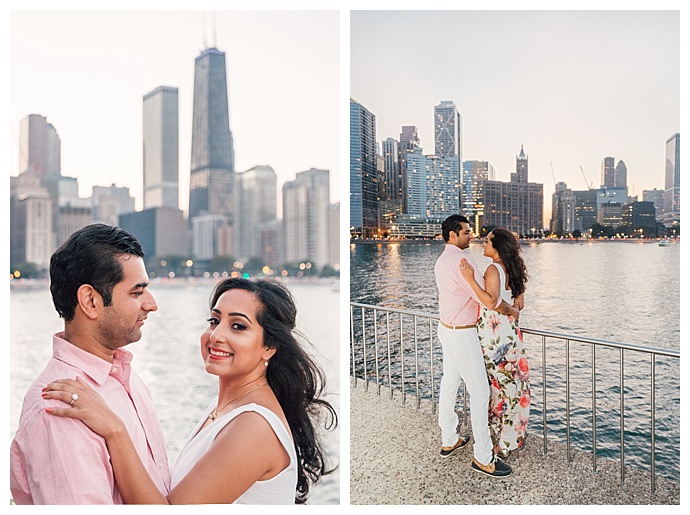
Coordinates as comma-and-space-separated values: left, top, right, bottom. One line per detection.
440, 321, 476, 330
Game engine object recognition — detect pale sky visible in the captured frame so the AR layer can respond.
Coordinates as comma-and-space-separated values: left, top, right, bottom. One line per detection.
351, 9, 680, 223
8, 9, 340, 212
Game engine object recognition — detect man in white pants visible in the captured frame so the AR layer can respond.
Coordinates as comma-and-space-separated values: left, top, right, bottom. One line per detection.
434, 214, 518, 478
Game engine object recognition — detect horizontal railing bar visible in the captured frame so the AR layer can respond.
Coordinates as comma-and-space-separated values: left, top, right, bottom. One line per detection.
349, 302, 680, 359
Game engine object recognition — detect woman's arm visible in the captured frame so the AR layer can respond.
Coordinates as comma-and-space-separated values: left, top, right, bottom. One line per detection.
460, 258, 501, 309
167, 411, 289, 504
43, 377, 168, 504
44, 379, 289, 504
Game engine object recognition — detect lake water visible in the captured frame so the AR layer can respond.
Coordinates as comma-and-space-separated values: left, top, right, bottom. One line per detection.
10, 278, 340, 505
350, 239, 680, 481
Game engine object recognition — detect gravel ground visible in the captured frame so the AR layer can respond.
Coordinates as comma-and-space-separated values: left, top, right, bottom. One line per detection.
349, 380, 680, 505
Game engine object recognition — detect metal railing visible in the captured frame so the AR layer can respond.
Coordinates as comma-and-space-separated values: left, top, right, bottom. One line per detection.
349, 302, 680, 494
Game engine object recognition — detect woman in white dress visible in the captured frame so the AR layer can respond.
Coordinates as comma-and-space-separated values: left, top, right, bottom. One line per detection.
43, 277, 337, 504
460, 227, 530, 457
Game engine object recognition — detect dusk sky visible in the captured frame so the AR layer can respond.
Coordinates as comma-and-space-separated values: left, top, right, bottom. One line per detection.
8, 10, 340, 212
351, 10, 680, 222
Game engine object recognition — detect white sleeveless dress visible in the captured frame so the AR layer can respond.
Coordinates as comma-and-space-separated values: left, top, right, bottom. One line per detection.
477, 262, 531, 455
170, 402, 298, 504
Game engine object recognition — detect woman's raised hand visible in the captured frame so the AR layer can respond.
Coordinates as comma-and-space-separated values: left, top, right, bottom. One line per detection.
42, 376, 126, 440
459, 258, 474, 279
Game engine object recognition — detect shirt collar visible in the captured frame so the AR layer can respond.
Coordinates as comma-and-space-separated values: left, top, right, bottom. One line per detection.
52, 332, 133, 385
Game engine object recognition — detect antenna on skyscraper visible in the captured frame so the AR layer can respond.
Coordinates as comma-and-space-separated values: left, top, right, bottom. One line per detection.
202, 11, 207, 49
212, 11, 217, 48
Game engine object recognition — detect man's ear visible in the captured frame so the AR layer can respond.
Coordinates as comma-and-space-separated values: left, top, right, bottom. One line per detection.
76, 284, 102, 320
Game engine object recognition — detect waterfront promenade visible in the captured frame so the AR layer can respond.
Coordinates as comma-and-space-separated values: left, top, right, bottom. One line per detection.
350, 380, 680, 505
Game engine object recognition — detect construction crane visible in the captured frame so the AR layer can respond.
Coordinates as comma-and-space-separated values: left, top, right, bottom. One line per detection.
550, 161, 557, 187
579, 165, 594, 190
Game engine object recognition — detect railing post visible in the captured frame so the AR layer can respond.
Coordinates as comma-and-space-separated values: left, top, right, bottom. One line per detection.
620, 348, 625, 484
430, 318, 436, 415
350, 304, 356, 387
400, 312, 405, 406
566, 339, 571, 462
542, 334, 547, 456
414, 316, 420, 409
592, 344, 597, 473
373, 309, 380, 394
386, 311, 392, 400
651, 354, 656, 494
362, 307, 367, 391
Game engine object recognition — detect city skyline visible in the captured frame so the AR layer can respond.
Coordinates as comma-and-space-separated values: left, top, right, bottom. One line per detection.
9, 10, 340, 212
351, 10, 680, 222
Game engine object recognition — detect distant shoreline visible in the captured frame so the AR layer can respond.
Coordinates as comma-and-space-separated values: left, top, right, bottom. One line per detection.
350, 238, 677, 245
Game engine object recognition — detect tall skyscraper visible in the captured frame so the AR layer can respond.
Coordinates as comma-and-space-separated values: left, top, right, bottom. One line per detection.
601, 157, 615, 188
381, 138, 400, 204
614, 160, 627, 189
143, 86, 179, 210
405, 148, 459, 220
434, 101, 462, 161
18, 114, 61, 178
398, 125, 420, 213
350, 98, 378, 238
663, 132, 680, 228
282, 168, 332, 269
188, 47, 235, 221
234, 165, 278, 261
462, 160, 494, 225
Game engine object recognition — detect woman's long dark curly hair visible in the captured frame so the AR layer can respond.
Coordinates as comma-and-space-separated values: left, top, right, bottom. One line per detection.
208, 277, 338, 504
489, 227, 528, 297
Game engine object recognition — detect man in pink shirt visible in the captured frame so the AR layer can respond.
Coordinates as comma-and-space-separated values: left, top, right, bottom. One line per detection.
434, 214, 518, 478
10, 224, 171, 504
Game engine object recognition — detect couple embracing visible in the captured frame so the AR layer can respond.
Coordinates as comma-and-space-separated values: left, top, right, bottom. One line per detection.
434, 214, 530, 478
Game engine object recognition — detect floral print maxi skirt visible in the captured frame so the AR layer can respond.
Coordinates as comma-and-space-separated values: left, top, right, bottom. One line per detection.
477, 307, 531, 455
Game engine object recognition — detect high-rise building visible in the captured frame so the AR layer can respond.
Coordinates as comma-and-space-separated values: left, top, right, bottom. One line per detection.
282, 168, 333, 269
462, 160, 494, 225
601, 157, 615, 188
573, 189, 598, 233
550, 182, 576, 235
381, 138, 401, 208
18, 114, 61, 178
350, 98, 378, 238
614, 160, 627, 189
92, 184, 136, 226
405, 148, 459, 220
188, 47, 235, 222
234, 165, 278, 261
643, 188, 665, 222
143, 86, 179, 210
512, 145, 528, 183
482, 181, 544, 236
663, 133, 680, 228
398, 126, 420, 213
596, 187, 627, 227
622, 201, 657, 234
434, 101, 462, 161
481, 147, 543, 235
10, 173, 53, 270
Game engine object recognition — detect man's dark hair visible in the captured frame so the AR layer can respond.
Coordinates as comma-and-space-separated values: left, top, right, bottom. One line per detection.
441, 214, 470, 242
49, 224, 145, 321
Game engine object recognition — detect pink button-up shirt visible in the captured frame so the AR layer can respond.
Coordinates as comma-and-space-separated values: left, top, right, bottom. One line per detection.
10, 333, 171, 504
434, 244, 489, 327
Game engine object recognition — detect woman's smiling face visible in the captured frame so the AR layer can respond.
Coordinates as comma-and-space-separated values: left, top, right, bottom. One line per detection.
200, 288, 274, 378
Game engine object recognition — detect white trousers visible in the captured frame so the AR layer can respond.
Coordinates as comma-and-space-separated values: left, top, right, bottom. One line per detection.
437, 323, 493, 465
